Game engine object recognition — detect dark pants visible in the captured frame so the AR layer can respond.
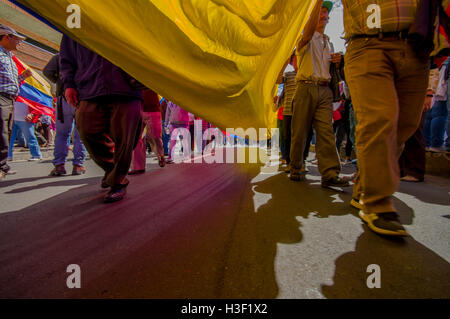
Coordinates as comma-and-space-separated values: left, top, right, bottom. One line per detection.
75, 97, 142, 186
399, 112, 426, 181
303, 127, 313, 161
283, 115, 292, 164
0, 95, 13, 173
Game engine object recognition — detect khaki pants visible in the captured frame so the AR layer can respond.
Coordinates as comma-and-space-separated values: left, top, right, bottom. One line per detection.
290, 83, 341, 180
345, 38, 429, 214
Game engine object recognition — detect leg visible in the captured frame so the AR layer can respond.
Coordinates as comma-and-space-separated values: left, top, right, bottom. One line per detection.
423, 109, 432, 147
313, 86, 341, 180
283, 115, 292, 164
303, 127, 313, 161
53, 99, 77, 166
75, 100, 115, 182
290, 84, 316, 174
345, 38, 428, 214
107, 99, 143, 186
131, 130, 146, 171
146, 111, 164, 159
7, 122, 19, 159
399, 112, 425, 180
0, 97, 13, 173
429, 101, 448, 148
19, 121, 42, 159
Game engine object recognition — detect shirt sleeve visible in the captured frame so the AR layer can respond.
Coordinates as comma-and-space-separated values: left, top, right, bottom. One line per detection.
59, 35, 77, 90
43, 54, 59, 84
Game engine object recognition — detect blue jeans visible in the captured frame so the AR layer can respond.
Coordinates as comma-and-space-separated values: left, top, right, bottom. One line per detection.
8, 120, 42, 159
446, 83, 450, 150
162, 120, 170, 156
424, 100, 448, 147
53, 99, 86, 166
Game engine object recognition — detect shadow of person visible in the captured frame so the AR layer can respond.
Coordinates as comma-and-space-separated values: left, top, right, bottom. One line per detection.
321, 224, 450, 298
397, 175, 450, 207
218, 168, 358, 298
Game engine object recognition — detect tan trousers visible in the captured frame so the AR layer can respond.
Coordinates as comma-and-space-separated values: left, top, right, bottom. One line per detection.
345, 38, 429, 214
290, 83, 341, 180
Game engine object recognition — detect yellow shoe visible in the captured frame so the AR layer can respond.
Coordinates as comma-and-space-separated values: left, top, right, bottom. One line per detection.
359, 211, 409, 237
350, 198, 364, 210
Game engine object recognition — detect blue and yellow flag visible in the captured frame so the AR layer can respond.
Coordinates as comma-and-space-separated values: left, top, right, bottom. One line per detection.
15, 0, 316, 135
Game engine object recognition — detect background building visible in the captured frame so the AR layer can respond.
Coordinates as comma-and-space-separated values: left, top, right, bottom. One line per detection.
0, 0, 61, 72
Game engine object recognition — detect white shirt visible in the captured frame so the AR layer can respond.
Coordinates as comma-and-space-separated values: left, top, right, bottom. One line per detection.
296, 32, 333, 82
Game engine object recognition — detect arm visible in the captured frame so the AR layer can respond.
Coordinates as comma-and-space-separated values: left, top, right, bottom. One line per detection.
43, 54, 59, 84
297, 0, 323, 50
59, 35, 79, 106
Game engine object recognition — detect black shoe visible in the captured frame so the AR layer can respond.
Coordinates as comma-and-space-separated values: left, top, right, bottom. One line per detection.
104, 181, 129, 203
321, 176, 350, 188
359, 211, 408, 237
101, 176, 110, 189
290, 171, 305, 181
49, 164, 66, 176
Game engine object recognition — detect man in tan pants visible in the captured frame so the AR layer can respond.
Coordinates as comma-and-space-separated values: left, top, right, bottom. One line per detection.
290, 0, 350, 188
343, 0, 431, 236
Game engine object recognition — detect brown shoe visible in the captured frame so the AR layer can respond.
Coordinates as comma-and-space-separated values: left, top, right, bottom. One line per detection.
50, 164, 66, 176
72, 165, 86, 175
158, 155, 166, 167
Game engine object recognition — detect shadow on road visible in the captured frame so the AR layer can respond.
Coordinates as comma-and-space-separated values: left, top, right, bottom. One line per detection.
321, 227, 450, 298
0, 159, 448, 299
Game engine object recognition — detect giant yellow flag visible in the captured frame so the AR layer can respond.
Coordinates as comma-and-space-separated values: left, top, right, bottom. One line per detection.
17, 0, 316, 136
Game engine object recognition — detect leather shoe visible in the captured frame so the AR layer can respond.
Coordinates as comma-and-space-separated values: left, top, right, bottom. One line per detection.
104, 181, 129, 203
158, 156, 166, 167
49, 164, 66, 176
321, 176, 350, 188
72, 165, 86, 175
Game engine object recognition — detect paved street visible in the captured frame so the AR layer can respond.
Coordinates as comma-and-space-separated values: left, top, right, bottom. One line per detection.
0, 149, 449, 298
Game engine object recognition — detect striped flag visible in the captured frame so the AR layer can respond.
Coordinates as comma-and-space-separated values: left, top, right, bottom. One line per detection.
13, 56, 55, 121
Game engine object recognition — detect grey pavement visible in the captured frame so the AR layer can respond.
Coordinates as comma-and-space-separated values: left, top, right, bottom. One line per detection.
0, 149, 449, 298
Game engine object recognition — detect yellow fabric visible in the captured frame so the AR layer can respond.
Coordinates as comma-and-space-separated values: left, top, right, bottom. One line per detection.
17, 0, 316, 138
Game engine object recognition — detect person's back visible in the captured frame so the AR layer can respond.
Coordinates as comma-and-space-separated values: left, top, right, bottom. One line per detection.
59, 34, 144, 203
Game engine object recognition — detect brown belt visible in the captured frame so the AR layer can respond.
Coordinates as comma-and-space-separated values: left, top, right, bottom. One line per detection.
297, 80, 330, 87
349, 31, 409, 41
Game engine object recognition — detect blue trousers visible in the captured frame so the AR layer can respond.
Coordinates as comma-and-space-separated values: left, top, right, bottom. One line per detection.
8, 120, 42, 159
424, 100, 448, 147
53, 99, 86, 166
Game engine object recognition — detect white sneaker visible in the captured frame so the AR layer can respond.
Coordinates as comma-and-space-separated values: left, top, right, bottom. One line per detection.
28, 157, 41, 162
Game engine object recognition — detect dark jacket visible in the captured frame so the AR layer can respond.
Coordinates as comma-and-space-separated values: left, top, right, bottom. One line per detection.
43, 54, 65, 122
43, 54, 63, 97
59, 34, 142, 101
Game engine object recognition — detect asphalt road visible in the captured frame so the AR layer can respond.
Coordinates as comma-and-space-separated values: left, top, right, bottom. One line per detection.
0, 149, 449, 298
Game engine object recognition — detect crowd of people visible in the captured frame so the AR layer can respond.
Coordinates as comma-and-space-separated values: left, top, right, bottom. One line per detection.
1, 0, 449, 237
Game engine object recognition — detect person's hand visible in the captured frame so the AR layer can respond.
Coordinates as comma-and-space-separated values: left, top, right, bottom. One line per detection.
22, 69, 33, 79
65, 88, 78, 107
423, 95, 433, 111
331, 53, 342, 65
24, 113, 34, 122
